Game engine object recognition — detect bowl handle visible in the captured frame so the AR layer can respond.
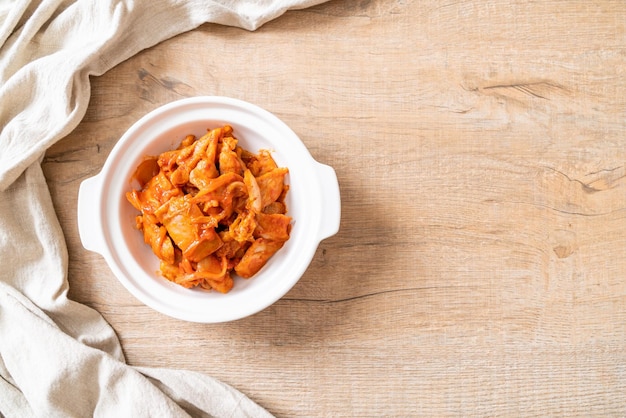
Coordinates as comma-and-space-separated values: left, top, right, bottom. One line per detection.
77, 174, 105, 254
314, 161, 341, 241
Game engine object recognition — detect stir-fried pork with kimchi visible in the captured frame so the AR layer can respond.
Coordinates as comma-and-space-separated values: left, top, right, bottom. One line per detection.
126, 125, 291, 293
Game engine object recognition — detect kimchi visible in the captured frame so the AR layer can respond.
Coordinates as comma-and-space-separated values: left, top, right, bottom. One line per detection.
126, 125, 291, 293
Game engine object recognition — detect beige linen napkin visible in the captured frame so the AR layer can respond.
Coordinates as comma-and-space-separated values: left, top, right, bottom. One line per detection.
0, 1, 325, 416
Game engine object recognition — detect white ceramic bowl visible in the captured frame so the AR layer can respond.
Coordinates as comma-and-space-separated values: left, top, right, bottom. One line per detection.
77, 96, 340, 323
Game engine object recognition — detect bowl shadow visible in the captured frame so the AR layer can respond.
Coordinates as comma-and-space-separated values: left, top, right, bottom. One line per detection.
223, 169, 415, 346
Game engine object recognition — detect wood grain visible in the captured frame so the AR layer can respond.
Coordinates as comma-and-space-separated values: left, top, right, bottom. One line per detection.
42, 1, 626, 416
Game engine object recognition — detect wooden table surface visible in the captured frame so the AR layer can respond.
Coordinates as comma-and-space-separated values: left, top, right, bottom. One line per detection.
42, 1, 626, 416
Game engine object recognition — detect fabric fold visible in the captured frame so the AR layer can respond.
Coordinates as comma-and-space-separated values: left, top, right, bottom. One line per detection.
0, 280, 271, 417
